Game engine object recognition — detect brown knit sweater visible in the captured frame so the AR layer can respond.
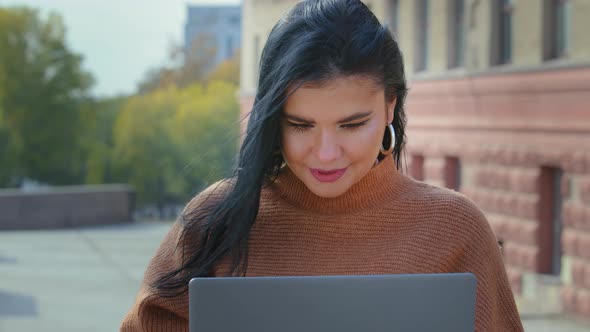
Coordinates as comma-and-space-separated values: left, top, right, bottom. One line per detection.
121, 156, 524, 331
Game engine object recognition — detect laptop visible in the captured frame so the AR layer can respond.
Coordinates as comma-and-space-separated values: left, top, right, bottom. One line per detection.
189, 273, 477, 332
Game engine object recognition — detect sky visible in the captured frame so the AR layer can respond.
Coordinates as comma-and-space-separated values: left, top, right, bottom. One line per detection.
0, 0, 241, 97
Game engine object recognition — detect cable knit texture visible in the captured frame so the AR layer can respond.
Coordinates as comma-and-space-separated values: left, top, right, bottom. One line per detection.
120, 155, 524, 331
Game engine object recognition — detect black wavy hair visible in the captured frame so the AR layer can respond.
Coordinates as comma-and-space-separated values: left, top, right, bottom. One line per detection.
155, 0, 408, 297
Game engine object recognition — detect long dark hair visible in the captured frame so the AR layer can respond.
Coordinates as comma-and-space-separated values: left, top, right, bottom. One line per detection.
155, 0, 408, 297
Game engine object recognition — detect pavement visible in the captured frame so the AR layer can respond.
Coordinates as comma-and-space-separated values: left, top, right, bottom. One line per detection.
0, 221, 588, 332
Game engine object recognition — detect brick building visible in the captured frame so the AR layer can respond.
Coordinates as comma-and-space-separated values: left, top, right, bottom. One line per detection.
239, 0, 590, 320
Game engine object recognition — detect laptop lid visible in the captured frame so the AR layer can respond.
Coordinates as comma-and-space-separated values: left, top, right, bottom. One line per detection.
189, 273, 477, 332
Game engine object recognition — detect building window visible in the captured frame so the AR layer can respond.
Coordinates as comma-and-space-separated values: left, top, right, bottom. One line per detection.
544, 0, 570, 60
448, 0, 465, 68
491, 0, 513, 65
414, 0, 430, 72
538, 167, 563, 275
389, 0, 400, 37
444, 157, 461, 191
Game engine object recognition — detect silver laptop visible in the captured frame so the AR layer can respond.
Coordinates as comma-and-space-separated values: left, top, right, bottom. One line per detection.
189, 273, 477, 332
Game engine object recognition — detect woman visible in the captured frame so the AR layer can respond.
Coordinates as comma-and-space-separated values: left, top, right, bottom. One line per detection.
121, 0, 524, 331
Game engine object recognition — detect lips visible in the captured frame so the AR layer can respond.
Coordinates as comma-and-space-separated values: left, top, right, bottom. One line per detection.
309, 167, 347, 183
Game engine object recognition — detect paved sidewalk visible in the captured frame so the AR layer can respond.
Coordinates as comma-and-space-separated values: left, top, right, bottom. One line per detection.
0, 221, 588, 331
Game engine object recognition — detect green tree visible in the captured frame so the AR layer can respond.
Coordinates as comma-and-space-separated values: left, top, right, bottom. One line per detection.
112, 81, 239, 212
136, 66, 178, 95
0, 7, 94, 186
205, 52, 240, 85
171, 81, 239, 196
85, 95, 128, 184
0, 65, 19, 186
112, 87, 183, 211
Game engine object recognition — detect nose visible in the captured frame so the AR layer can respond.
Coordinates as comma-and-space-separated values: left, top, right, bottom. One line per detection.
315, 130, 341, 163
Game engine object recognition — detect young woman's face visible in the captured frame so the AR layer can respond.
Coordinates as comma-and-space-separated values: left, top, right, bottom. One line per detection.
281, 75, 395, 198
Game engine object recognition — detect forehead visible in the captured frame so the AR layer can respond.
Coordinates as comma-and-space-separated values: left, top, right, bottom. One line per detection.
284, 76, 384, 117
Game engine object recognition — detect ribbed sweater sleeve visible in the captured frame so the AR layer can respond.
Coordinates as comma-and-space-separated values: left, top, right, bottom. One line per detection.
455, 197, 524, 332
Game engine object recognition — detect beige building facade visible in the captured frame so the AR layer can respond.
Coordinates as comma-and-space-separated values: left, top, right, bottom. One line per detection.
239, 0, 590, 321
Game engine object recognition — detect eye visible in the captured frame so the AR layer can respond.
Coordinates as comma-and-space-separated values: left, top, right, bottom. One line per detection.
288, 122, 313, 133
341, 120, 368, 130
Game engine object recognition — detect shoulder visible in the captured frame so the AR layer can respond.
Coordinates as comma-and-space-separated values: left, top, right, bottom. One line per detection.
161, 179, 235, 255
398, 178, 497, 245
179, 178, 235, 226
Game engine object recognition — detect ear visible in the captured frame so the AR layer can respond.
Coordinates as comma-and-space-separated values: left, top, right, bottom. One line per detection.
386, 97, 396, 124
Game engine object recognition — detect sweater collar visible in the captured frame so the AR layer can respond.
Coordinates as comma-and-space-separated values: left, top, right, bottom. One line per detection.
270, 155, 407, 214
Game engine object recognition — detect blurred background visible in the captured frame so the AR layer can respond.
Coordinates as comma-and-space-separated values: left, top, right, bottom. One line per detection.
0, 0, 589, 331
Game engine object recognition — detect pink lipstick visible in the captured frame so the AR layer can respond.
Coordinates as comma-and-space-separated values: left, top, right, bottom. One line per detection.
310, 167, 347, 183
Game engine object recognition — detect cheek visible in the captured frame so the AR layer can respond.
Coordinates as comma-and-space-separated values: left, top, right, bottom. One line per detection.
281, 131, 310, 162
342, 124, 383, 156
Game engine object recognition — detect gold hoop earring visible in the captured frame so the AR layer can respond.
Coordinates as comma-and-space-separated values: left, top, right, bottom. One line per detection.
274, 149, 287, 169
380, 123, 395, 155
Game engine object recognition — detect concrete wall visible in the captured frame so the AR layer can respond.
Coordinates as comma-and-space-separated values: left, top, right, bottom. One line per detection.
570, 0, 590, 61
512, 0, 544, 65
0, 185, 135, 230
465, 0, 493, 70
428, 0, 451, 73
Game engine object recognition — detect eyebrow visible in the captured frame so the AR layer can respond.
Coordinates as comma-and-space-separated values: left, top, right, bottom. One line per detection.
285, 111, 373, 124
